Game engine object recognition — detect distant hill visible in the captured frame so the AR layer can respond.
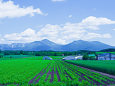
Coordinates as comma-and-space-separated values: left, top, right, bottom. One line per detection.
0, 39, 114, 51
100, 48, 115, 52
62, 40, 114, 51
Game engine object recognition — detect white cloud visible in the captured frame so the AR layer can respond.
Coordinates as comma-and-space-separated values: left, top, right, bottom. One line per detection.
82, 33, 111, 40
1, 16, 115, 44
81, 16, 115, 25
79, 16, 115, 30
52, 0, 65, 2
4, 28, 38, 43
0, 0, 45, 18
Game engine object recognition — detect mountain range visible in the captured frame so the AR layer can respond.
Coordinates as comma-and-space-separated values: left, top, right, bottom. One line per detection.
0, 39, 114, 51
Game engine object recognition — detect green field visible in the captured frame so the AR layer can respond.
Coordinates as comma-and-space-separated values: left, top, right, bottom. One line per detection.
65, 60, 115, 75
0, 55, 44, 60
0, 56, 115, 86
0, 60, 50, 84
0, 55, 64, 60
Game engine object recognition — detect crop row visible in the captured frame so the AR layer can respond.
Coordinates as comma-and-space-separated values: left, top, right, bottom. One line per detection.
60, 61, 115, 85
0, 60, 50, 85
0, 60, 115, 86
65, 60, 115, 75
31, 60, 115, 86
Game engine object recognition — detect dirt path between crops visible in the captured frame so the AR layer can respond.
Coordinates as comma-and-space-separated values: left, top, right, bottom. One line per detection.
55, 65, 61, 81
29, 68, 45, 84
45, 65, 55, 82
29, 63, 51, 84
63, 63, 101, 85
50, 66, 54, 82
45, 66, 52, 81
65, 61, 115, 79
77, 65, 115, 79
64, 61, 115, 85
62, 62, 104, 85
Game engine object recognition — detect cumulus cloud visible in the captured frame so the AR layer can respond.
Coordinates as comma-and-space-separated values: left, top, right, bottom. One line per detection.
1, 16, 115, 44
79, 16, 115, 30
52, 0, 65, 2
4, 28, 38, 43
0, 0, 44, 18
82, 33, 111, 40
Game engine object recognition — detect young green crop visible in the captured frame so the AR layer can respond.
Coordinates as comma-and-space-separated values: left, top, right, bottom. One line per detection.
0, 60, 50, 84
0, 58, 115, 86
65, 60, 115, 75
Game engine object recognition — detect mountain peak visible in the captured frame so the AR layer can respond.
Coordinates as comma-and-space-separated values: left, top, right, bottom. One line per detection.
0, 40, 114, 51
72, 40, 87, 44
41, 39, 51, 42
41, 39, 58, 46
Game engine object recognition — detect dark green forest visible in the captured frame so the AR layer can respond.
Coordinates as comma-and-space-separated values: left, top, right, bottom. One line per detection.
0, 50, 93, 56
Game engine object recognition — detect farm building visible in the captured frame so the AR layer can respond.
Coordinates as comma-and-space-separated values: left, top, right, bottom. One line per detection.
88, 54, 96, 57
63, 55, 83, 60
43, 56, 52, 60
75, 56, 83, 60
98, 53, 115, 60
63, 56, 75, 60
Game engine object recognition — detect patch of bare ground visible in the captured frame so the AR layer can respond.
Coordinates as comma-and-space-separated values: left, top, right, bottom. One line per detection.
64, 61, 115, 85
28, 63, 51, 84
44, 65, 55, 82
55, 65, 61, 81
62, 62, 103, 85
50, 66, 54, 82
45, 66, 52, 81
77, 65, 115, 79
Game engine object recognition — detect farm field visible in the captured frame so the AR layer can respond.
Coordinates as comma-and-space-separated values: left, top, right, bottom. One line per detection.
0, 60, 50, 85
0, 55, 64, 60
0, 58, 115, 86
0, 55, 35, 60
65, 60, 115, 76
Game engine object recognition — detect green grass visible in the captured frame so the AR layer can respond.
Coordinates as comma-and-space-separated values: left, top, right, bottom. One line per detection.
65, 60, 115, 75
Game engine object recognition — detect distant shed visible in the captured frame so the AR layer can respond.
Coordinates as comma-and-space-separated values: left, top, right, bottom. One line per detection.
75, 56, 83, 60
43, 56, 52, 60
88, 54, 96, 57
98, 53, 115, 60
63, 56, 75, 60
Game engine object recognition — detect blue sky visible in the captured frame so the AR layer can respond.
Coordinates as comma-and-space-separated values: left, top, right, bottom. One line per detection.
0, 0, 115, 45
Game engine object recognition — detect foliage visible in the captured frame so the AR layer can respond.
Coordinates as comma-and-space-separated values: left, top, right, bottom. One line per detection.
83, 54, 89, 60
1, 50, 79, 56
100, 48, 115, 52
83, 54, 96, 60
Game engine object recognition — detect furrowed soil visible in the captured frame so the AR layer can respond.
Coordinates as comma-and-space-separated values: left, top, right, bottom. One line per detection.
1, 60, 115, 86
